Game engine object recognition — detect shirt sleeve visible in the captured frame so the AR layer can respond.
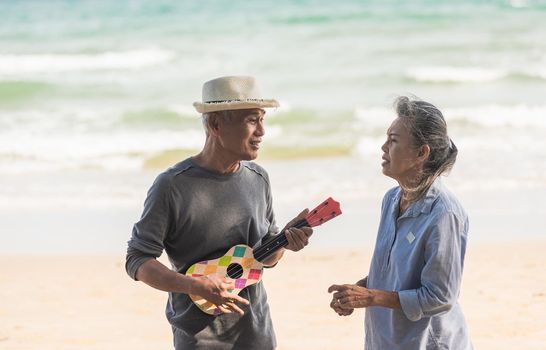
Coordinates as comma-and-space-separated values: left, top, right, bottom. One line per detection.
398, 210, 467, 321
125, 173, 174, 280
261, 171, 279, 244
259, 172, 280, 268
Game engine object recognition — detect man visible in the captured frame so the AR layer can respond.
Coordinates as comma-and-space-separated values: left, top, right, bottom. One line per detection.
125, 75, 313, 349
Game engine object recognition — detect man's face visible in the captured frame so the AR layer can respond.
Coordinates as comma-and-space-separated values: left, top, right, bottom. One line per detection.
217, 108, 266, 161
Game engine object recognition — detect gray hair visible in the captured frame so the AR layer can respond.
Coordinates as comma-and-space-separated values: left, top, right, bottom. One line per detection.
201, 110, 233, 135
395, 96, 458, 202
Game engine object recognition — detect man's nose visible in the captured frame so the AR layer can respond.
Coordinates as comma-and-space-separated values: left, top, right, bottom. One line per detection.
255, 121, 265, 136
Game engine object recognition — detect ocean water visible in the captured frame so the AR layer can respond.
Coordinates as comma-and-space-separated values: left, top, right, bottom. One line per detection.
1, 0, 545, 252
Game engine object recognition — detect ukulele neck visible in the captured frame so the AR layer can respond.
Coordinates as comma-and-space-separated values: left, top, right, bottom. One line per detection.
252, 197, 342, 263
253, 218, 307, 263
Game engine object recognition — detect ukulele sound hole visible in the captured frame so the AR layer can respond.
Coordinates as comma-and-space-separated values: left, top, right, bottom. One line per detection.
226, 263, 243, 279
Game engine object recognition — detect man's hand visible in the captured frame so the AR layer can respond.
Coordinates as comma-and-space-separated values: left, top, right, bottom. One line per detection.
191, 274, 250, 315
284, 208, 313, 252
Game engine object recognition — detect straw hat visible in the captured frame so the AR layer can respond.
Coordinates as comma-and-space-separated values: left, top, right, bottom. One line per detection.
193, 76, 279, 113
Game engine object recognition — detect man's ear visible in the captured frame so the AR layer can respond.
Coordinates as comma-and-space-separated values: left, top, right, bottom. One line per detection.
207, 112, 221, 136
417, 144, 430, 163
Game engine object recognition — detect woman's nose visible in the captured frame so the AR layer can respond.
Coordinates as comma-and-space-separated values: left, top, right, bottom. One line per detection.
381, 141, 388, 153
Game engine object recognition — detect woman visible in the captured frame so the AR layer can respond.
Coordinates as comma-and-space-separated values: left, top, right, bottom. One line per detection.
328, 96, 473, 349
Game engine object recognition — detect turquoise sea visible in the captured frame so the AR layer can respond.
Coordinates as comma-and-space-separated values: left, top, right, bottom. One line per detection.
1, 0, 545, 252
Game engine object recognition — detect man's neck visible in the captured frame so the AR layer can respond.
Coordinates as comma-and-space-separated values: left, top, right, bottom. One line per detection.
193, 147, 240, 174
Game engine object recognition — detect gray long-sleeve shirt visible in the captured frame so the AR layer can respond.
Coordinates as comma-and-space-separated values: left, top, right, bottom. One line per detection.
126, 158, 278, 349
365, 179, 473, 350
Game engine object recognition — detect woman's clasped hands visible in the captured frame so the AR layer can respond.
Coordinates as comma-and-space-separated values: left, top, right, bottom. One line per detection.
328, 283, 375, 316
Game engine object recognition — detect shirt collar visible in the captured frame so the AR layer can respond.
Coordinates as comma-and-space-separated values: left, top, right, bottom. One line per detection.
396, 178, 442, 219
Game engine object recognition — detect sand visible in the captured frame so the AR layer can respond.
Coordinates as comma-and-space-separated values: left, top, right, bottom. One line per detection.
1, 240, 545, 349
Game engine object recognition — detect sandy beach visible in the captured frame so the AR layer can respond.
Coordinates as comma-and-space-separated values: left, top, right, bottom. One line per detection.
1, 2, 546, 349
1, 239, 545, 350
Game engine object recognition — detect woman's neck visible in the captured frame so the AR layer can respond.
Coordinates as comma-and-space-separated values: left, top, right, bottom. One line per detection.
396, 170, 423, 213
398, 193, 412, 215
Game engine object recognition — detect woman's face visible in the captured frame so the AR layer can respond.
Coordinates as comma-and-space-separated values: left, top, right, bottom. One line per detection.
381, 117, 422, 184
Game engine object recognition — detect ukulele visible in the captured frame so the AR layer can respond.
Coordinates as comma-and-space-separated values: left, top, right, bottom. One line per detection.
185, 197, 342, 315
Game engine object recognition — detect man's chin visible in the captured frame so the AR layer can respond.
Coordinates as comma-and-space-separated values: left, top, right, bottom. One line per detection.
241, 152, 259, 161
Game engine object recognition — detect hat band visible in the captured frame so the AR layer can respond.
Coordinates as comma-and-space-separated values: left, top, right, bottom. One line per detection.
203, 98, 266, 104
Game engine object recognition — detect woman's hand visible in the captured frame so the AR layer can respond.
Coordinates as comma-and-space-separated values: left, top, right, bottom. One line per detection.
328, 283, 401, 312
329, 294, 355, 316
328, 284, 375, 311
191, 274, 250, 315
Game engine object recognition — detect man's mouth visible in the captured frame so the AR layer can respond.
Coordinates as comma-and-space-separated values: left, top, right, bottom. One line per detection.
250, 140, 261, 149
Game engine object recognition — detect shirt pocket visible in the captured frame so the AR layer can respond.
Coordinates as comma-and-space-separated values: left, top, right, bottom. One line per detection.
390, 229, 425, 275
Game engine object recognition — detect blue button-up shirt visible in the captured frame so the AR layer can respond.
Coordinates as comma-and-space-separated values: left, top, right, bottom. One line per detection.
365, 179, 473, 350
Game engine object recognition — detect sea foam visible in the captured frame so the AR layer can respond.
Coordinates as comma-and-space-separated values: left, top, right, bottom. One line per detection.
356, 104, 546, 129
406, 66, 507, 83
0, 48, 174, 77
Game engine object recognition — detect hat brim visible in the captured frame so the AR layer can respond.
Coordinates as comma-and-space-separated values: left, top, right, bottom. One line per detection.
193, 99, 279, 113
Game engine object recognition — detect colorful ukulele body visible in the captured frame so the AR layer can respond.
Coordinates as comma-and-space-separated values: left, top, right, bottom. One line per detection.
186, 244, 263, 315
185, 197, 342, 315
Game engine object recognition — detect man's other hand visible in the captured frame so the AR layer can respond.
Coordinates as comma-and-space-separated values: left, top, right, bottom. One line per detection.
191, 274, 250, 315
284, 208, 313, 252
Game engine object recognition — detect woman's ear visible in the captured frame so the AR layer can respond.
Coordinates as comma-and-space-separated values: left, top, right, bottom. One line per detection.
417, 144, 430, 163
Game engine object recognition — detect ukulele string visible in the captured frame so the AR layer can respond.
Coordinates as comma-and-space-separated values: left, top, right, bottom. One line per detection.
225, 203, 340, 277
225, 219, 310, 278
250, 211, 339, 263
250, 219, 308, 263
226, 211, 339, 277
